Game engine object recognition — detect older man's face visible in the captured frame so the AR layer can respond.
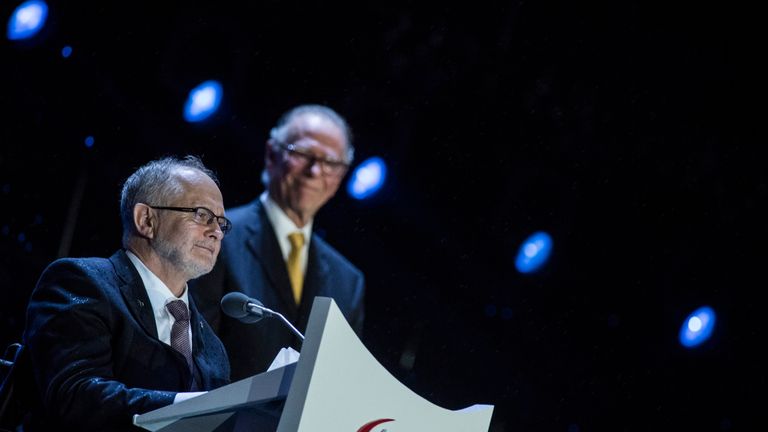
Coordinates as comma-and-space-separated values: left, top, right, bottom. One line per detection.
152, 168, 225, 280
266, 113, 347, 224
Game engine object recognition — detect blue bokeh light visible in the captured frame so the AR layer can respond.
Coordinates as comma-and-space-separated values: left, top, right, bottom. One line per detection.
183, 80, 223, 123
61, 45, 72, 58
679, 305, 716, 348
84, 136, 94, 148
484, 304, 497, 318
7, 0, 49, 41
515, 231, 553, 274
347, 156, 387, 200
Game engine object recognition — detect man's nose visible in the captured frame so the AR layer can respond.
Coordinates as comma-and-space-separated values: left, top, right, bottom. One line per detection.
207, 222, 224, 240
307, 158, 323, 176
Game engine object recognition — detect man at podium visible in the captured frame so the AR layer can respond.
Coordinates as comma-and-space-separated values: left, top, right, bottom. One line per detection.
22, 156, 231, 431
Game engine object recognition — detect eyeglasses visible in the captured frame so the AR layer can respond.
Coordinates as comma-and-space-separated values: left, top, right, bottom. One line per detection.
276, 142, 350, 177
147, 205, 232, 235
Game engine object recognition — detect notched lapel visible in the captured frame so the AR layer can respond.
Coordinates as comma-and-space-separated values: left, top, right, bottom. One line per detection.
189, 300, 206, 354
298, 238, 330, 323
188, 299, 209, 385
245, 202, 299, 315
110, 251, 159, 340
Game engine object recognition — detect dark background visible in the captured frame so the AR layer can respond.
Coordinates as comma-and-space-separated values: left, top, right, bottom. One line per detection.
1, 2, 762, 431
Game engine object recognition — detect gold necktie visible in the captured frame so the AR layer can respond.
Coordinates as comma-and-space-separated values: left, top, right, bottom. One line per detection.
287, 232, 305, 304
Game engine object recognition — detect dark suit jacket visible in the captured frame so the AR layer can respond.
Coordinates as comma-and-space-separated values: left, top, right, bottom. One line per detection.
191, 199, 365, 380
22, 250, 230, 431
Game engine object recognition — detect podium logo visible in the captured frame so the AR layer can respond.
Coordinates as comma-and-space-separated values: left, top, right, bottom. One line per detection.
357, 418, 395, 432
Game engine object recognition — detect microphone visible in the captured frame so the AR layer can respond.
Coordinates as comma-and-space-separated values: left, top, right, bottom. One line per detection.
220, 292, 305, 341
221, 291, 270, 323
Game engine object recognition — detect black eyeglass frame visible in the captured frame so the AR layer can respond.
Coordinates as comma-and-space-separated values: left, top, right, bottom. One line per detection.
147, 205, 232, 234
275, 141, 350, 176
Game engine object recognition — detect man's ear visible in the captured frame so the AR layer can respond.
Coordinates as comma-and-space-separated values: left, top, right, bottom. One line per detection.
264, 138, 280, 163
133, 203, 155, 239
265, 139, 279, 168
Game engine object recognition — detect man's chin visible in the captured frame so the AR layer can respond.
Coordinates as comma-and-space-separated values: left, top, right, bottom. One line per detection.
188, 267, 213, 281
291, 199, 326, 218
186, 259, 215, 280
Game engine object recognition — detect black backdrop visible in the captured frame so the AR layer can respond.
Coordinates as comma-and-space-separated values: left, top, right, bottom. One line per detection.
0, 2, 762, 431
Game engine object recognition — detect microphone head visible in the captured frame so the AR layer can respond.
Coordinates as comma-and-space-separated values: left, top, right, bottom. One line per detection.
220, 292, 264, 323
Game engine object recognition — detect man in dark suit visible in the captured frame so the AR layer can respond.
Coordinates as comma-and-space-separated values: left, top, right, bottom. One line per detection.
23, 156, 231, 431
192, 105, 365, 380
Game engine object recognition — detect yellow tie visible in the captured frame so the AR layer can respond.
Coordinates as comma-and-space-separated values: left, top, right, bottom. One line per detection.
287, 232, 305, 304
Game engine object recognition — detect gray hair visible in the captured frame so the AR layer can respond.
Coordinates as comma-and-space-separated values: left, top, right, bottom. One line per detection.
262, 104, 355, 186
120, 155, 218, 246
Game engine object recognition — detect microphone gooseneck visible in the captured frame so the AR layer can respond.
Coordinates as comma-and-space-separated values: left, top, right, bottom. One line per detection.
219, 292, 305, 341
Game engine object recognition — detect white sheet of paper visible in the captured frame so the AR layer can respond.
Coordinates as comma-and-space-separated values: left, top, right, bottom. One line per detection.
267, 346, 300, 371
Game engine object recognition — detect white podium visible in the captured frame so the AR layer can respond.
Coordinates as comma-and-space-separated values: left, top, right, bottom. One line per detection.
134, 297, 494, 431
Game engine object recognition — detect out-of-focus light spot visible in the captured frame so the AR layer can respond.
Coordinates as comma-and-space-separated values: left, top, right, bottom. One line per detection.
347, 156, 387, 200
183, 80, 222, 123
17, 232, 26, 243
515, 231, 553, 273
1, 226, 9, 236
501, 307, 514, 320
688, 316, 703, 332
484, 304, 497, 318
61, 45, 72, 58
24, 242, 33, 252
7, 0, 48, 41
84, 136, 94, 148
679, 305, 716, 348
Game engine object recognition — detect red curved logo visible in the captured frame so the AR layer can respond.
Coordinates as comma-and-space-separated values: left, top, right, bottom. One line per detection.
357, 418, 395, 432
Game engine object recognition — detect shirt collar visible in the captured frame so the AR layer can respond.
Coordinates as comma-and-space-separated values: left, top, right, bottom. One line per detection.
261, 192, 313, 251
125, 250, 189, 315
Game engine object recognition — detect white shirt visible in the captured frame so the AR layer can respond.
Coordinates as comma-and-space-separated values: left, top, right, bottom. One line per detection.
260, 192, 312, 275
125, 250, 193, 351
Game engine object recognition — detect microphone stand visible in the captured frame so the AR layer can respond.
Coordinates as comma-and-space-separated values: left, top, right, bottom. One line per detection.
246, 302, 305, 341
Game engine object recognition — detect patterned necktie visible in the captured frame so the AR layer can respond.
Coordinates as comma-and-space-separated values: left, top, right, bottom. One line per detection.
287, 232, 305, 305
166, 300, 193, 368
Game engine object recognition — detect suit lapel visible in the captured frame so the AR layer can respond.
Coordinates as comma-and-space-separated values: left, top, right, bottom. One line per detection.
188, 298, 208, 388
298, 237, 330, 327
112, 250, 197, 389
110, 250, 159, 340
244, 200, 299, 317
